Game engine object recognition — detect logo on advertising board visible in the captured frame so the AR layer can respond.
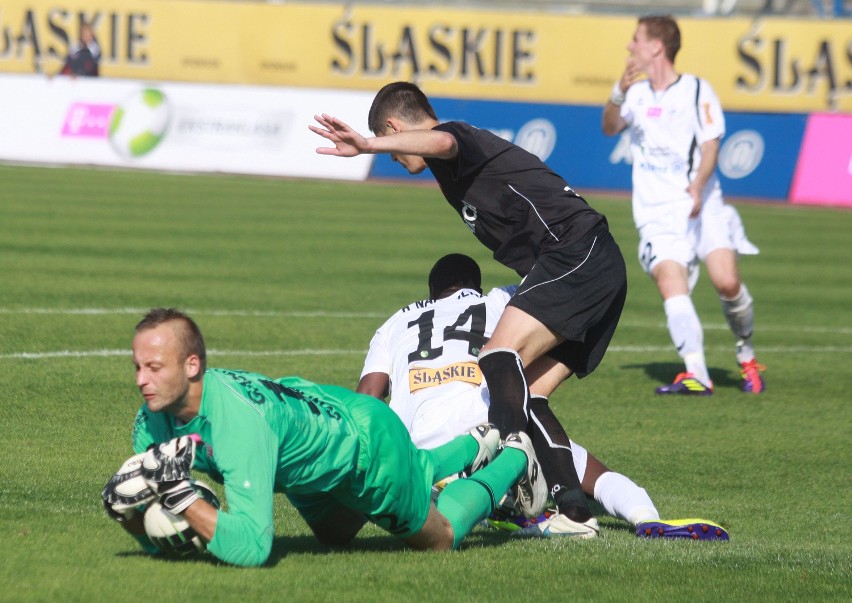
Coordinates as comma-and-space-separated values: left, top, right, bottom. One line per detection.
514, 119, 556, 163
59, 87, 291, 162
109, 89, 171, 159
61, 88, 171, 159
719, 130, 765, 179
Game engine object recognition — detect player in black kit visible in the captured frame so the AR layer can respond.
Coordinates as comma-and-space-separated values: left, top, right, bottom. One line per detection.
311, 82, 627, 538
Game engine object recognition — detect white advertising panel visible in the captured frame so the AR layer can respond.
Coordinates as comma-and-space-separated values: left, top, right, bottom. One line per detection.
0, 74, 374, 180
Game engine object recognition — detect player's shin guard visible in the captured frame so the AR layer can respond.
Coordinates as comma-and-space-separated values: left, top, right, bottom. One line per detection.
528, 395, 592, 522
437, 448, 525, 549
478, 348, 529, 434
720, 284, 756, 363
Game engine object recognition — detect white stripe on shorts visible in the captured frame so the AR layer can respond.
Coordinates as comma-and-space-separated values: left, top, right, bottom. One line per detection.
517, 236, 598, 296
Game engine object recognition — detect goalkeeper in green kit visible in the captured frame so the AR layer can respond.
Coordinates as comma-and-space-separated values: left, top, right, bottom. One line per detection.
102, 307, 548, 567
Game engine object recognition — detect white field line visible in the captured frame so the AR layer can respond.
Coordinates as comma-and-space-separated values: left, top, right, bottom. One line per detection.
0, 306, 850, 335
1, 307, 850, 360
2, 344, 851, 361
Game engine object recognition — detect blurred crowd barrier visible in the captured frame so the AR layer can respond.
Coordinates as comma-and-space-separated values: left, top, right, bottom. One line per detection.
311, 0, 849, 18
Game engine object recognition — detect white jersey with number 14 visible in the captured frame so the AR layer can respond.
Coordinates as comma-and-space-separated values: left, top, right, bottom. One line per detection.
361, 287, 512, 449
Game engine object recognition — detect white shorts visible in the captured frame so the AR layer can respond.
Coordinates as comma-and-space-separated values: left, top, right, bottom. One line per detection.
637, 202, 758, 284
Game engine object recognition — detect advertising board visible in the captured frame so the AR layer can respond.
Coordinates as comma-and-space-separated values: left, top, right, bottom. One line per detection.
368, 97, 807, 201
1, 1, 848, 113
0, 74, 374, 180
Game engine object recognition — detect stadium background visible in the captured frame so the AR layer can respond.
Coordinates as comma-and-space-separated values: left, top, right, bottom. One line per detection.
0, 0, 849, 205
1, 3, 851, 599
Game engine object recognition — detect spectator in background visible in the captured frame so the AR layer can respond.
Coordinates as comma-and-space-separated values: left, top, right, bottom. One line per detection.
602, 15, 765, 396
59, 23, 100, 77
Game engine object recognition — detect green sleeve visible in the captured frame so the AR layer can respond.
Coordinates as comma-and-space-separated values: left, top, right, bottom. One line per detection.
203, 390, 278, 567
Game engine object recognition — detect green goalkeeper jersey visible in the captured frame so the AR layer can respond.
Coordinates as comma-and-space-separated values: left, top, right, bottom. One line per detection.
132, 369, 375, 566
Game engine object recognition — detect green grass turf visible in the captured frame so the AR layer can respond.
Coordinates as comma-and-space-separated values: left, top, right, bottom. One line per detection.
0, 164, 850, 601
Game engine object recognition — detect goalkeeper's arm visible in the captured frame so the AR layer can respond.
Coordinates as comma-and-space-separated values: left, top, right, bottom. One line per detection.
179, 497, 218, 542
141, 436, 218, 547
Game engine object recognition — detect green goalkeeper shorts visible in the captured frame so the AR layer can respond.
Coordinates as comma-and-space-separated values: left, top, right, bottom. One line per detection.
287, 389, 435, 539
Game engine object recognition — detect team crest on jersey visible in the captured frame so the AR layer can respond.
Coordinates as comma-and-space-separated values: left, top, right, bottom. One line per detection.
409, 361, 482, 392
702, 102, 713, 124
461, 201, 477, 233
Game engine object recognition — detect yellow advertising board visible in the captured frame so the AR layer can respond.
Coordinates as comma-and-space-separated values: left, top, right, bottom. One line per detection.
1, 0, 849, 112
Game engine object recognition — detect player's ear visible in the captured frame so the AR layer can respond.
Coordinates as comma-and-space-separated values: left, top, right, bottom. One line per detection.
386, 117, 403, 134
185, 354, 202, 380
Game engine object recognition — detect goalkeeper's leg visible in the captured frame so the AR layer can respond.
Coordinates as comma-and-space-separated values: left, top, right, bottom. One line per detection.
403, 444, 529, 550
424, 423, 500, 482
307, 506, 368, 546
431, 446, 527, 549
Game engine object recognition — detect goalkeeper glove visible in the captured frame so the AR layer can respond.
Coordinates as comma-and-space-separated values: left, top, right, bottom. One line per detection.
102, 452, 156, 523
141, 435, 200, 514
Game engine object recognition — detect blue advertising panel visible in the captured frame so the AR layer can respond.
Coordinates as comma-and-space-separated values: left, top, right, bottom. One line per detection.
369, 98, 628, 191
716, 112, 807, 200
368, 96, 807, 201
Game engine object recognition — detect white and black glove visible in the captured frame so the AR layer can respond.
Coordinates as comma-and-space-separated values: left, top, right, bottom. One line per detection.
102, 452, 156, 523
141, 436, 199, 514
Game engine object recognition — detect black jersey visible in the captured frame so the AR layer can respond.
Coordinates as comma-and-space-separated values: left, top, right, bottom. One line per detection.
425, 121, 604, 276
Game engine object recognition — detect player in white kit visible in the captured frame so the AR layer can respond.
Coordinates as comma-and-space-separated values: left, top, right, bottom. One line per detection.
358, 254, 729, 540
603, 14, 765, 395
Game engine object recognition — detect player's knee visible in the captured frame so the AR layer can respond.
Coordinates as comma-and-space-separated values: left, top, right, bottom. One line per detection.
404, 509, 455, 550
407, 524, 454, 551
715, 278, 741, 300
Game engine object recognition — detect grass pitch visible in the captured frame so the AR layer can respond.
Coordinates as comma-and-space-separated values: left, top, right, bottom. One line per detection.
0, 164, 850, 602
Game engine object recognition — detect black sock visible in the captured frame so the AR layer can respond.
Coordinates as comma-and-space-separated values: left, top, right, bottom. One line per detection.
478, 349, 529, 434
528, 395, 592, 522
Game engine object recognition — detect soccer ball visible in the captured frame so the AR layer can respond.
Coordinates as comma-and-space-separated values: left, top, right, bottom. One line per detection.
108, 88, 171, 159
143, 480, 220, 557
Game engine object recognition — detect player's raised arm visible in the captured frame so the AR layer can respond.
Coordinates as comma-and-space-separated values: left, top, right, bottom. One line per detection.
310, 113, 372, 157
603, 54, 644, 136
310, 113, 458, 160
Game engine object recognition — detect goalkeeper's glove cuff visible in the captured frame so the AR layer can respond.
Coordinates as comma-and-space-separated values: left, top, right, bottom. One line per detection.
103, 499, 138, 523
159, 480, 199, 514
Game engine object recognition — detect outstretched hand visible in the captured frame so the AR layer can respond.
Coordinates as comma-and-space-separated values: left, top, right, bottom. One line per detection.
310, 113, 372, 157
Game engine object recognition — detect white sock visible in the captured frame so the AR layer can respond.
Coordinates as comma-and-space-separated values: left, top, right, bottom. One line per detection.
593, 471, 659, 526
664, 294, 710, 385
720, 283, 755, 364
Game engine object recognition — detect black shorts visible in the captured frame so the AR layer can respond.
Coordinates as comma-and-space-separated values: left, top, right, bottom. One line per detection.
508, 223, 627, 378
